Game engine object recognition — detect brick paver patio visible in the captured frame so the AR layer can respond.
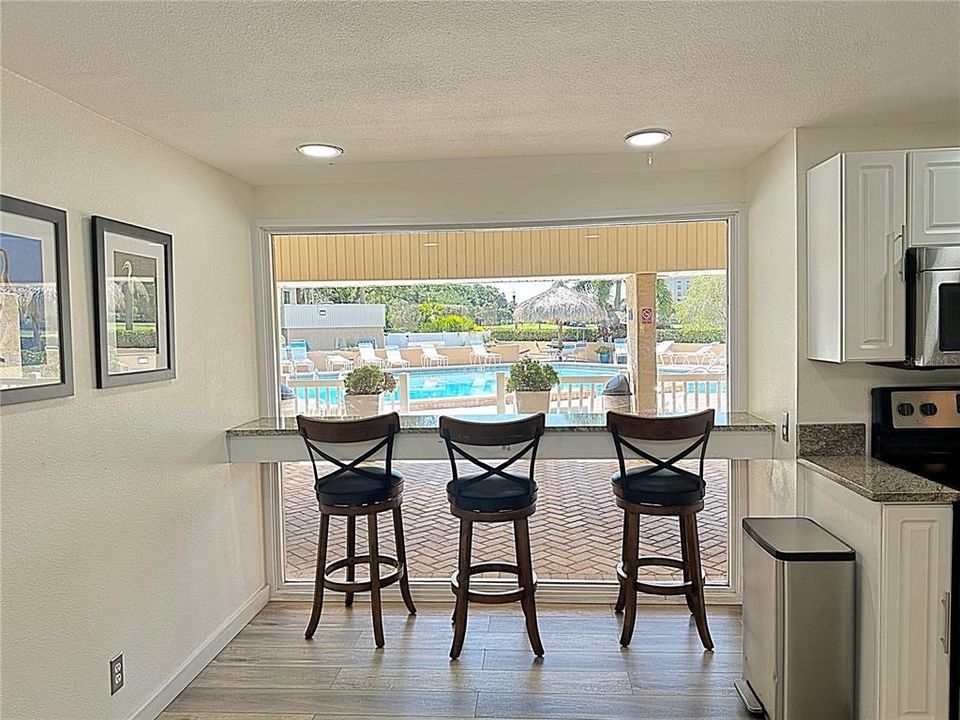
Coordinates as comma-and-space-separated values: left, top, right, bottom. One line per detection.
282, 460, 729, 584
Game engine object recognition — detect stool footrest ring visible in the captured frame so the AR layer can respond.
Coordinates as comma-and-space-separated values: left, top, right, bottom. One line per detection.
323, 554, 403, 594
616, 557, 705, 597
450, 562, 538, 605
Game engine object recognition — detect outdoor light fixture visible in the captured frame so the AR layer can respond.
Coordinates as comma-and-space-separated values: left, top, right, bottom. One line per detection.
422, 242, 439, 248
296, 143, 344, 158
625, 129, 672, 148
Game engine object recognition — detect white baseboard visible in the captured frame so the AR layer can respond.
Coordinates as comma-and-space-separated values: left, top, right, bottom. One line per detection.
131, 584, 270, 720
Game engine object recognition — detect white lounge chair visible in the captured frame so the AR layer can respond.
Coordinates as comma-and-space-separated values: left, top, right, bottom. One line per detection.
357, 342, 385, 367
288, 340, 316, 373
470, 342, 501, 365
421, 344, 449, 366
560, 341, 587, 361
325, 354, 355, 372
655, 340, 674, 365
385, 345, 411, 368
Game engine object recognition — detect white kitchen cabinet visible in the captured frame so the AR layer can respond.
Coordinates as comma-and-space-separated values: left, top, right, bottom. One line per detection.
798, 466, 953, 720
909, 148, 960, 246
807, 151, 907, 362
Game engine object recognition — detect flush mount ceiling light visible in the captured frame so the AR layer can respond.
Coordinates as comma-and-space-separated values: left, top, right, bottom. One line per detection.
296, 143, 343, 158
422, 242, 440, 248
625, 129, 672, 148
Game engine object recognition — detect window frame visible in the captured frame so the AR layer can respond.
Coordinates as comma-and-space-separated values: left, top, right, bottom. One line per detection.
251, 208, 747, 602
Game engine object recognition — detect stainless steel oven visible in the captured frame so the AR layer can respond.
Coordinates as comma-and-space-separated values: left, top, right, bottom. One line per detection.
907, 246, 960, 367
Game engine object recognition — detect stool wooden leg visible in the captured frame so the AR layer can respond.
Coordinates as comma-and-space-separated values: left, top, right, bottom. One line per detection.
367, 513, 385, 648
681, 514, 714, 650
450, 518, 473, 659
392, 506, 417, 616
514, 517, 544, 656
619, 511, 640, 647
679, 515, 696, 616
345, 515, 356, 608
615, 509, 629, 614
305, 512, 330, 639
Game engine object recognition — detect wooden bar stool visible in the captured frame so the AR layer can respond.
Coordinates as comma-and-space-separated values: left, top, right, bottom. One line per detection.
439, 414, 546, 659
606, 409, 715, 650
297, 413, 417, 648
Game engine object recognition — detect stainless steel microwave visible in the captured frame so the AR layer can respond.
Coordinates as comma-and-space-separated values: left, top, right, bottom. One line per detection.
906, 246, 960, 367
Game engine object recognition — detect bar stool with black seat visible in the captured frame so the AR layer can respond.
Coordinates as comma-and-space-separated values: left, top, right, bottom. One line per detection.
440, 413, 546, 659
297, 413, 417, 648
606, 409, 715, 650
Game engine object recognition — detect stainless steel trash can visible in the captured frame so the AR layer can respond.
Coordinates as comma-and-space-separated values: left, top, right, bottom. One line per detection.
737, 517, 855, 720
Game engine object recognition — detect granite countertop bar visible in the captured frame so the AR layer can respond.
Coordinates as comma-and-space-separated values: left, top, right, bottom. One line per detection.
799, 456, 960, 503
228, 411, 775, 437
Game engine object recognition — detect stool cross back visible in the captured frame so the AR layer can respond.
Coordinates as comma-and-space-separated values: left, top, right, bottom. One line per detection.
297, 412, 416, 648
440, 413, 546, 659
606, 409, 715, 650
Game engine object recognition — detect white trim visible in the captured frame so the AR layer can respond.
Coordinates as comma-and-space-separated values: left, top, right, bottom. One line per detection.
253, 226, 278, 417
255, 204, 745, 234
262, 462, 284, 594
727, 211, 748, 412
131, 584, 269, 720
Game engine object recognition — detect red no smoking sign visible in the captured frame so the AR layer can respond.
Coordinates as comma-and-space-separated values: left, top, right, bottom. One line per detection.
640, 307, 654, 324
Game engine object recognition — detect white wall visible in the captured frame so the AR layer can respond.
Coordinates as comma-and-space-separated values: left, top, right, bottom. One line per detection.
744, 131, 799, 515
0, 70, 263, 719
255, 166, 745, 225
796, 123, 960, 424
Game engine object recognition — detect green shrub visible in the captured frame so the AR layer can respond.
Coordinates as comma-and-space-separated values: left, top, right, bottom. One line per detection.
506, 358, 559, 392
115, 329, 158, 348
343, 365, 397, 395
656, 326, 726, 343
418, 313, 475, 332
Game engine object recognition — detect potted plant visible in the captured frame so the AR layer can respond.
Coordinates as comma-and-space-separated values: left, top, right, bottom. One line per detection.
343, 365, 396, 416
507, 357, 559, 414
596, 344, 613, 363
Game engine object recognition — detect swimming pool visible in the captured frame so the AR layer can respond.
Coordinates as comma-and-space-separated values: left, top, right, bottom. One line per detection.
286, 361, 726, 407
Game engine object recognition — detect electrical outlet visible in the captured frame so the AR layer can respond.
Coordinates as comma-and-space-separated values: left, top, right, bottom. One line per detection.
110, 654, 124, 695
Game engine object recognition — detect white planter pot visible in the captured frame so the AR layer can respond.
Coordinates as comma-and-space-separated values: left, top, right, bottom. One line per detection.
345, 393, 383, 417
514, 390, 551, 414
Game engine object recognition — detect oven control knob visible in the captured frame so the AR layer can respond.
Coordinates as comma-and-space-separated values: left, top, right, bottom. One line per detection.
920, 403, 938, 417
897, 403, 915, 417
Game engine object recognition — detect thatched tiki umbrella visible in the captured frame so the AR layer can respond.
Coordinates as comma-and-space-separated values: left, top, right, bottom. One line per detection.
513, 281, 607, 342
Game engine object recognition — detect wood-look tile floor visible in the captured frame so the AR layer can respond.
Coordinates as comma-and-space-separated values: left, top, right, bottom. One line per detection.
162, 601, 750, 720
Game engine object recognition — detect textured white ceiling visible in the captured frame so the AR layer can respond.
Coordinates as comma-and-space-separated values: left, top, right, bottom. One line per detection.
2, 1, 958, 185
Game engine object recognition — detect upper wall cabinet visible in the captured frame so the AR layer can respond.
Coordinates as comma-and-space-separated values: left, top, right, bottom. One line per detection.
807, 151, 907, 363
909, 148, 960, 246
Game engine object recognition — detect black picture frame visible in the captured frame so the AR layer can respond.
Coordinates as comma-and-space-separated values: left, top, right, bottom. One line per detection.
92, 216, 175, 388
0, 195, 74, 405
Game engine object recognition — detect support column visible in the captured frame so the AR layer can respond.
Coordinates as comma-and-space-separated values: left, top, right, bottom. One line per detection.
625, 273, 657, 414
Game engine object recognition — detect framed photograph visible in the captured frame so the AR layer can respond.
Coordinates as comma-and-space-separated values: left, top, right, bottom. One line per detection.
0, 195, 73, 405
92, 216, 175, 388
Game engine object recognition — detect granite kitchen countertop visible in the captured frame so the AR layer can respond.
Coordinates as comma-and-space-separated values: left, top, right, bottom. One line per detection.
228, 411, 774, 436
799, 455, 960, 503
